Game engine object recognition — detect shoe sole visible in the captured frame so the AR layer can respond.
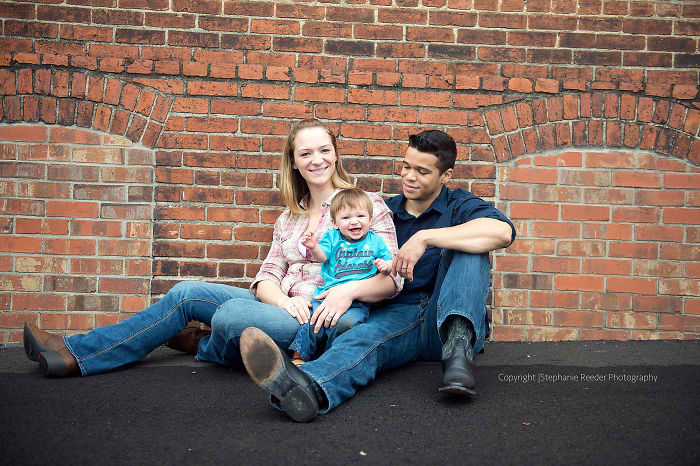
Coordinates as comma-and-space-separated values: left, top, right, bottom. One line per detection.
438, 385, 477, 397
240, 327, 317, 422
39, 350, 67, 377
23, 322, 47, 362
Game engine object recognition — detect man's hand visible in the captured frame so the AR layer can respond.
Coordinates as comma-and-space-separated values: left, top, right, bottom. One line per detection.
374, 258, 393, 275
310, 281, 357, 333
277, 296, 312, 324
392, 231, 427, 282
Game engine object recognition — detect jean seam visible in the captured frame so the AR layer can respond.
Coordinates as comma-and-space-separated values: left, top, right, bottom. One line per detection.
417, 317, 426, 353
311, 316, 422, 385
80, 297, 221, 362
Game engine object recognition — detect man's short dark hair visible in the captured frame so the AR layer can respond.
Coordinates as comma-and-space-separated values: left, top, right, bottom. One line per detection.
407, 130, 457, 174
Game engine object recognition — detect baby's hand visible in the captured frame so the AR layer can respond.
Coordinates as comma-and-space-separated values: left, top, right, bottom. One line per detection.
301, 230, 317, 249
374, 258, 392, 275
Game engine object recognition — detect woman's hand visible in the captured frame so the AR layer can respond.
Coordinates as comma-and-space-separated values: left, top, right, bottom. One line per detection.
277, 296, 312, 324
310, 281, 357, 333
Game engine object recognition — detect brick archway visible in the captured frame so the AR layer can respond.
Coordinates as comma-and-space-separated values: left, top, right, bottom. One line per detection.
485, 90, 700, 165
3, 65, 699, 168
0, 68, 169, 149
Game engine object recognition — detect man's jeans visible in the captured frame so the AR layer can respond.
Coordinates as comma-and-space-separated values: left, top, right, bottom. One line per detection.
65, 282, 300, 376
300, 251, 491, 412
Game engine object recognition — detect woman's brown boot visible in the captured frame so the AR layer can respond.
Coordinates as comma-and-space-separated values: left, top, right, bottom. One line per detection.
24, 322, 79, 377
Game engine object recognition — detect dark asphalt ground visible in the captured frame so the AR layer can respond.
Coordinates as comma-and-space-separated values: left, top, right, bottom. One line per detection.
1, 340, 699, 465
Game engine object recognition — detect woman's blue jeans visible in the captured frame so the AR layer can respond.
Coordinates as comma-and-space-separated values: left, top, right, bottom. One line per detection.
299, 251, 491, 413
64, 281, 300, 376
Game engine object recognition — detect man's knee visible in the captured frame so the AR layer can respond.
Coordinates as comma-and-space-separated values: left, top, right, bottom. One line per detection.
446, 250, 488, 265
435, 251, 489, 289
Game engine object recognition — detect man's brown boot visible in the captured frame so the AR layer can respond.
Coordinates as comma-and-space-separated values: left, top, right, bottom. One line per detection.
165, 327, 211, 355
24, 322, 79, 377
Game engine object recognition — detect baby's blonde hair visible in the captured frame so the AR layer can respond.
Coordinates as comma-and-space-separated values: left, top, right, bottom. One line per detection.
329, 188, 373, 222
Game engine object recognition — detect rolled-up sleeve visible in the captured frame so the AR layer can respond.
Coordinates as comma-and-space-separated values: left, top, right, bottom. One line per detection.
250, 213, 289, 292
368, 192, 404, 296
456, 197, 517, 247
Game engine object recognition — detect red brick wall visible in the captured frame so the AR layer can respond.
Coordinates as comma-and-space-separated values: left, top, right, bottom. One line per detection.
0, 1, 698, 344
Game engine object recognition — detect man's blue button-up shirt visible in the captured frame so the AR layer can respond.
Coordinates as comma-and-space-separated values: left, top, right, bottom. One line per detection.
385, 185, 516, 304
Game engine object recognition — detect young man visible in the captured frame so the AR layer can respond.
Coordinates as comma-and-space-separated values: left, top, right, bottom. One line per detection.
240, 130, 516, 422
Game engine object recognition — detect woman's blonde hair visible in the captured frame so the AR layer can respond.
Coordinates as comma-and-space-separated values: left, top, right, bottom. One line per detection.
279, 119, 354, 215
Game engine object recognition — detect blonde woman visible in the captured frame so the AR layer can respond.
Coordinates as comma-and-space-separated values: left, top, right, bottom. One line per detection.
22, 119, 402, 411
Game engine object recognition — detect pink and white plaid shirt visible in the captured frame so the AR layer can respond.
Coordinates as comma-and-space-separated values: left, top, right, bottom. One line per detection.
251, 190, 403, 302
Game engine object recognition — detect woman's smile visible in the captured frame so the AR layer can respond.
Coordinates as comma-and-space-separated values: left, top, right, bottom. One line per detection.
308, 165, 330, 176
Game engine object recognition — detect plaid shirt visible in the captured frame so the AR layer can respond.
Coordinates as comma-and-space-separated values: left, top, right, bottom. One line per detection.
251, 190, 403, 302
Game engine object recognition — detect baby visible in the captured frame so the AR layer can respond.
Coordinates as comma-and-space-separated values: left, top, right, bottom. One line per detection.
289, 188, 393, 364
